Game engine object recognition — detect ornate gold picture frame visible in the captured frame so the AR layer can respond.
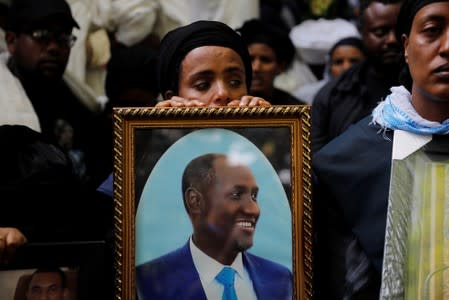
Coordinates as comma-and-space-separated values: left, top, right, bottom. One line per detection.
113, 105, 312, 299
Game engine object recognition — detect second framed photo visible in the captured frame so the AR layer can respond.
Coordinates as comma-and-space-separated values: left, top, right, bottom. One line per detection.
113, 105, 312, 299
0, 240, 108, 300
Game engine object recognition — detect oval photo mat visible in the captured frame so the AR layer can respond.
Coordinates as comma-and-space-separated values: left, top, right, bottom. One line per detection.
135, 128, 292, 270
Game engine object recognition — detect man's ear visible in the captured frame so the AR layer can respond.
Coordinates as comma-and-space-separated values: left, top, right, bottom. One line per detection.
185, 187, 203, 214
5, 32, 17, 54
164, 90, 175, 100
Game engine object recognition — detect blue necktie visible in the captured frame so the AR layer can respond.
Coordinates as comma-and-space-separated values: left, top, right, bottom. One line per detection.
215, 266, 238, 300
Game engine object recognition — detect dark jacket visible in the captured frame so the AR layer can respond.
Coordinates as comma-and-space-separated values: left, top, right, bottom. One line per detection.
8, 60, 111, 190
136, 241, 292, 300
312, 116, 393, 299
271, 87, 306, 105
311, 59, 398, 153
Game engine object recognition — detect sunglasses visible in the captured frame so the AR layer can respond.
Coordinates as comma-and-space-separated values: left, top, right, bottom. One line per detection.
26, 29, 77, 48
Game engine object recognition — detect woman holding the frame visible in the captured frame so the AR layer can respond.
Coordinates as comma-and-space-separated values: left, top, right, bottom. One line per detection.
110, 19, 312, 300
154, 20, 271, 108
98, 20, 272, 201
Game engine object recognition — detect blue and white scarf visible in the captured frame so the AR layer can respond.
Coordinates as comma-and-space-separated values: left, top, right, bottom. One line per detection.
371, 86, 449, 135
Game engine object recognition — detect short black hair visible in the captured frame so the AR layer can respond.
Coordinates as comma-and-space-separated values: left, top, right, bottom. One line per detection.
182, 153, 225, 194
357, 0, 404, 31
328, 36, 365, 58
181, 153, 226, 205
105, 45, 159, 105
237, 18, 296, 69
29, 267, 67, 289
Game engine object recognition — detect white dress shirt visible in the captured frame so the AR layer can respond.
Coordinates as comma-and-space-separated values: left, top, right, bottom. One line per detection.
189, 237, 258, 300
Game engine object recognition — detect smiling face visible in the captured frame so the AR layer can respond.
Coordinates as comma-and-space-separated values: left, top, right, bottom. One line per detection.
404, 2, 449, 114
176, 46, 248, 107
190, 155, 260, 263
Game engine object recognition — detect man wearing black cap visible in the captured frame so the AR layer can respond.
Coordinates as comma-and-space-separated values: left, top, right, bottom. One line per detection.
2, 0, 111, 193
6, 0, 79, 80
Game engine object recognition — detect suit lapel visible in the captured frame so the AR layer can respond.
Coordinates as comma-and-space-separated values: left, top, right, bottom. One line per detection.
174, 242, 208, 300
243, 252, 270, 300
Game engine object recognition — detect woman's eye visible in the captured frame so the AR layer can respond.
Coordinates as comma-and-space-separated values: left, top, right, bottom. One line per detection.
332, 59, 344, 66
194, 82, 210, 91
423, 25, 441, 36
260, 56, 274, 64
229, 79, 242, 88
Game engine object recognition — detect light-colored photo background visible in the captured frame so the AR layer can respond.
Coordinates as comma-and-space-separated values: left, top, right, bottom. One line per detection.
0, 269, 35, 300
135, 128, 292, 270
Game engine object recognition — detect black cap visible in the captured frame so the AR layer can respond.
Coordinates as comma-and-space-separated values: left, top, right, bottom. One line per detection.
6, 0, 79, 32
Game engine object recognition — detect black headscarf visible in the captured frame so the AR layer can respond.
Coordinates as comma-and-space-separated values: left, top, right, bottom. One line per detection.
157, 20, 252, 96
395, 0, 449, 90
236, 18, 296, 70
105, 45, 159, 103
395, 0, 448, 40
328, 37, 365, 58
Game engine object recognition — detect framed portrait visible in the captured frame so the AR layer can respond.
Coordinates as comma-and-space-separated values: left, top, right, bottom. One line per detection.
0, 240, 108, 300
113, 105, 312, 300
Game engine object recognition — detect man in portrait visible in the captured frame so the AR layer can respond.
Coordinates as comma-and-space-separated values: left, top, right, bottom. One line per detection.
136, 153, 292, 300
25, 267, 67, 300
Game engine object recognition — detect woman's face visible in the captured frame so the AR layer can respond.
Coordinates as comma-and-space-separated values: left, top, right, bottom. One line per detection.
329, 45, 365, 78
404, 2, 449, 103
177, 46, 248, 107
248, 43, 282, 98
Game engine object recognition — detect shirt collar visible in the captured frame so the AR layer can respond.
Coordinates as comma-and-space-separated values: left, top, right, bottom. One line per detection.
189, 236, 246, 284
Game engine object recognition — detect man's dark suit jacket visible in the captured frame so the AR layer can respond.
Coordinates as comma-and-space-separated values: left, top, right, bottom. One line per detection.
136, 241, 292, 300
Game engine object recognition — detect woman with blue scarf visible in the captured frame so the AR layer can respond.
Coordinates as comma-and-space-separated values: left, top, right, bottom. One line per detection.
312, 0, 449, 299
